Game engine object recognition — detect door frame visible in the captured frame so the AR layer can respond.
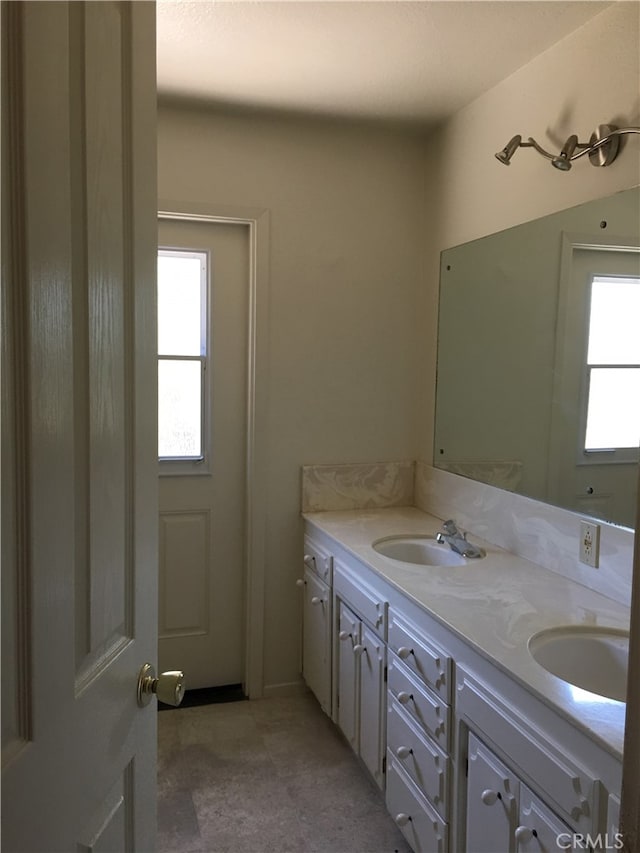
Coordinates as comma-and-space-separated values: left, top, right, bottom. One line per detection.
158, 200, 270, 699
547, 231, 640, 515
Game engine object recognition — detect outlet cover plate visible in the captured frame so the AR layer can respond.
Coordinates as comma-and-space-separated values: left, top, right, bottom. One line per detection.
579, 520, 600, 568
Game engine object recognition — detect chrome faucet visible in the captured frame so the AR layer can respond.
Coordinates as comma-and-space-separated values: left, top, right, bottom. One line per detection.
436, 520, 484, 559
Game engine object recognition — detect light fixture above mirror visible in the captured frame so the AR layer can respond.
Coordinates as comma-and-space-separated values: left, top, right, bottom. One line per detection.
495, 125, 640, 171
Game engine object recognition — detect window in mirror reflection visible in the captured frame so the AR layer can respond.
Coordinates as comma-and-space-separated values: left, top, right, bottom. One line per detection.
584, 275, 640, 452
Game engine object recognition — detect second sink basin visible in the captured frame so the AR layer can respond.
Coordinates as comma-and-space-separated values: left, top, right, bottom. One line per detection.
372, 535, 467, 567
528, 626, 629, 702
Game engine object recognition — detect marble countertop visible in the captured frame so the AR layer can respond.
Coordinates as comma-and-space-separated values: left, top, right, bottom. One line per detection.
303, 506, 629, 759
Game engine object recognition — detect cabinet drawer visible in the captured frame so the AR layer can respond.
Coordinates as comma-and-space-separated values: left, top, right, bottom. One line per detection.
334, 560, 387, 638
388, 658, 449, 751
386, 757, 448, 853
387, 697, 450, 819
303, 536, 333, 584
389, 610, 451, 703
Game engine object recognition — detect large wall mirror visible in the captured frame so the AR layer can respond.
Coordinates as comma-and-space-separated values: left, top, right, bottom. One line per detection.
434, 187, 639, 529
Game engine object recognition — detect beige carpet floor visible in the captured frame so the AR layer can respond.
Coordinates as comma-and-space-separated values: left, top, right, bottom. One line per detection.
158, 690, 412, 853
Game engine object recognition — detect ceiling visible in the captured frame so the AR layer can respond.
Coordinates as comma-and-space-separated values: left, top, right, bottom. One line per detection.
156, 1, 610, 128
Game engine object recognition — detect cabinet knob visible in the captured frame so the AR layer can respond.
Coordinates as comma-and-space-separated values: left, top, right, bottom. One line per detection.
395, 813, 411, 827
481, 789, 502, 806
303, 554, 316, 568
339, 630, 351, 641
397, 691, 412, 705
295, 579, 305, 588
396, 746, 412, 760
310, 596, 323, 606
353, 644, 366, 656
515, 826, 534, 842
397, 646, 413, 660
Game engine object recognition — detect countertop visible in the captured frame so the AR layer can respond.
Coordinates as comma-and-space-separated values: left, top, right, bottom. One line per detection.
303, 506, 629, 759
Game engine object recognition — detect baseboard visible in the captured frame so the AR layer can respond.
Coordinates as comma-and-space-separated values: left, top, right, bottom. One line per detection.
262, 680, 308, 699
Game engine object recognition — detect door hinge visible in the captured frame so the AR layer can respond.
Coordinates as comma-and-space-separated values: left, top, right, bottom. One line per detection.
382, 755, 386, 774
384, 665, 388, 682
465, 758, 469, 777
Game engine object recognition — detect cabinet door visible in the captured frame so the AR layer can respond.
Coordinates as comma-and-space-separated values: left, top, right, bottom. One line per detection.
359, 624, 386, 788
466, 733, 518, 853
302, 567, 331, 714
517, 785, 576, 852
337, 601, 360, 750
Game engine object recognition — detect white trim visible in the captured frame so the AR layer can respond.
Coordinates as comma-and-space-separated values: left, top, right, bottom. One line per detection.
158, 200, 269, 699
262, 681, 308, 700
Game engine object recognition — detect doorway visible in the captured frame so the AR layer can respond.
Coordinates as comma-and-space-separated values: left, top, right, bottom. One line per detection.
157, 218, 250, 689
549, 241, 640, 527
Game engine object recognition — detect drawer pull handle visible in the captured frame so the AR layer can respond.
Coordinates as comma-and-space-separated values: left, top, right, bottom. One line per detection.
303, 554, 316, 568
295, 579, 305, 588
353, 644, 366, 656
310, 596, 323, 606
481, 789, 502, 806
515, 826, 537, 842
397, 646, 413, 660
397, 691, 413, 705
339, 631, 352, 641
396, 746, 413, 760
395, 813, 412, 827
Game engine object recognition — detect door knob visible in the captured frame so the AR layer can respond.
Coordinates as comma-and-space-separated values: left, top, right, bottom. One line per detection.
137, 663, 185, 707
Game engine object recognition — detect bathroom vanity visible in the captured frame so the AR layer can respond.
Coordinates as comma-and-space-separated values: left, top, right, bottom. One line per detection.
300, 506, 628, 853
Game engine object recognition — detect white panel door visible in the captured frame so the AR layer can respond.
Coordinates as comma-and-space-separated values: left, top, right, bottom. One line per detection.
550, 247, 640, 527
1, 2, 158, 851
158, 219, 249, 689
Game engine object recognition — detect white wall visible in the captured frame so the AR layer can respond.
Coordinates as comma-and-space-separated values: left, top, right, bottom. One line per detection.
158, 108, 427, 691
420, 1, 640, 460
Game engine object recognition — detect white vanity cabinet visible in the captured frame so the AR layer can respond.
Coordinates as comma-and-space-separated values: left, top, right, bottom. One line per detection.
302, 516, 623, 853
458, 664, 622, 853
298, 535, 333, 716
466, 732, 578, 852
334, 559, 388, 789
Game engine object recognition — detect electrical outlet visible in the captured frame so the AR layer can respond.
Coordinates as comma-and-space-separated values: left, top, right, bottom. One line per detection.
579, 520, 600, 568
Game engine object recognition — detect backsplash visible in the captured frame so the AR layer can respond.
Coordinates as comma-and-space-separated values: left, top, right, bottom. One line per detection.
415, 461, 633, 607
301, 461, 414, 513
301, 459, 634, 606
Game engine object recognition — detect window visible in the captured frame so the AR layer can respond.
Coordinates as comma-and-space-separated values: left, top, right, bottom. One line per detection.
157, 249, 208, 464
583, 274, 640, 456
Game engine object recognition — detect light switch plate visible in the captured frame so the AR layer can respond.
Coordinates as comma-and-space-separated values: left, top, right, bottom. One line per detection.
579, 520, 600, 568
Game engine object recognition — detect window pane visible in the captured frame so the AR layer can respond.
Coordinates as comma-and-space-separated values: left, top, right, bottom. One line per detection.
158, 360, 202, 457
585, 368, 640, 450
587, 277, 640, 365
158, 253, 205, 356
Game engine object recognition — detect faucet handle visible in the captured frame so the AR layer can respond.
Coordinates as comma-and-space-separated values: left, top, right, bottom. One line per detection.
442, 519, 460, 536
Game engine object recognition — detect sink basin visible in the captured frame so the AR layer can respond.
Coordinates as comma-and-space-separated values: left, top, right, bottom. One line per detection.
528, 626, 629, 702
372, 535, 467, 567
